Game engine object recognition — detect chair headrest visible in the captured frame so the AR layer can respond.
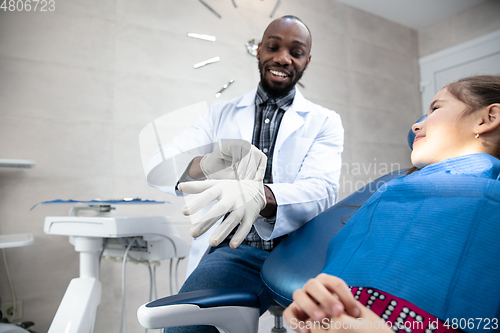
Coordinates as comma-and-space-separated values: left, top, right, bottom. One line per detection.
407, 115, 427, 150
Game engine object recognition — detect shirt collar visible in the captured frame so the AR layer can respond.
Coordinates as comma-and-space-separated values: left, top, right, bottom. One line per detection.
256, 84, 296, 109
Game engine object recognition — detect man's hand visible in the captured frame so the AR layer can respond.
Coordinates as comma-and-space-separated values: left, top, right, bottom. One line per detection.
178, 179, 266, 248
199, 140, 267, 180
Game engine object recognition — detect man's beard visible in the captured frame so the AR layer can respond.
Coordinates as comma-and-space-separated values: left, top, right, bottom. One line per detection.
258, 61, 306, 98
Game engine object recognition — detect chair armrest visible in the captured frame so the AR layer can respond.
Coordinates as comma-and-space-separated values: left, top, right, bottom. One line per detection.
137, 289, 260, 333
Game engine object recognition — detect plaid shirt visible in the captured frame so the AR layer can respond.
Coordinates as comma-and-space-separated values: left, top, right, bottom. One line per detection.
233, 85, 296, 251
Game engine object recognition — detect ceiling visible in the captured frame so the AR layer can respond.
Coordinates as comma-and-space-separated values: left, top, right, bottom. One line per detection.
336, 0, 489, 30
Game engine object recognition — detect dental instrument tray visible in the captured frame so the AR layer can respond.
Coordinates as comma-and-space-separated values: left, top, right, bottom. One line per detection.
31, 198, 166, 209
44, 214, 189, 260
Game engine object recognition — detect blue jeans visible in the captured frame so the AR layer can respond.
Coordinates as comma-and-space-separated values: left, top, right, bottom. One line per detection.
164, 242, 271, 333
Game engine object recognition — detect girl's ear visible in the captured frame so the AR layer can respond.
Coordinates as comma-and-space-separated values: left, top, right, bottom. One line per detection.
478, 104, 500, 135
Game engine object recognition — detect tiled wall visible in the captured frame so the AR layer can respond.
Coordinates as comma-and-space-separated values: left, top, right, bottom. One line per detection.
0, 0, 421, 331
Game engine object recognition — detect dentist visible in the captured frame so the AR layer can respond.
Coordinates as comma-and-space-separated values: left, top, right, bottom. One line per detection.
146, 15, 344, 333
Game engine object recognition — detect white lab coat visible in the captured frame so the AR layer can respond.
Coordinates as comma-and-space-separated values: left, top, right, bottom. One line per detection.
145, 88, 344, 275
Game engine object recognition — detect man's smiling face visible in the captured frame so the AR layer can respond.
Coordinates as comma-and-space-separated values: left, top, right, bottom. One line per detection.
257, 17, 312, 97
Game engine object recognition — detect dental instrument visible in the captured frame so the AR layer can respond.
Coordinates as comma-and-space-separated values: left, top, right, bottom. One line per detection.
198, 0, 221, 19
194, 56, 220, 69
0, 159, 35, 169
270, 0, 281, 18
245, 39, 259, 57
187, 33, 216, 42
215, 79, 234, 98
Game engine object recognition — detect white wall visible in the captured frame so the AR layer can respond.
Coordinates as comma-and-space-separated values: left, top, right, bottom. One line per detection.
0, 1, 421, 331
418, 0, 500, 58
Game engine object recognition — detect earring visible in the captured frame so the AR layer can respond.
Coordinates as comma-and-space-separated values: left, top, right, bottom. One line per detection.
475, 131, 480, 139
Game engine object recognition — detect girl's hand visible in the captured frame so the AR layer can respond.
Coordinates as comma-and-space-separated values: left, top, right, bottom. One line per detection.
284, 274, 361, 326
283, 274, 390, 333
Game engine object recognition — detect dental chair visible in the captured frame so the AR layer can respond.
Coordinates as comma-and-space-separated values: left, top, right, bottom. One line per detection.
137, 119, 424, 333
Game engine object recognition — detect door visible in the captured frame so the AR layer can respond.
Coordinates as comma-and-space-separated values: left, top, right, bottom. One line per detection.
419, 29, 500, 115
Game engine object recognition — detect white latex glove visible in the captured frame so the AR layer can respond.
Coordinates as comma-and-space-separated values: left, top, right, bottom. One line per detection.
178, 179, 266, 249
199, 140, 267, 180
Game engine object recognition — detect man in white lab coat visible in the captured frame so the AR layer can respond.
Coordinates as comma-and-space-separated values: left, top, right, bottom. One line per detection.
146, 15, 344, 333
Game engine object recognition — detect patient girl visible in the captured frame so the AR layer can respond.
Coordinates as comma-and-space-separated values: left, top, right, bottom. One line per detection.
284, 75, 500, 333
